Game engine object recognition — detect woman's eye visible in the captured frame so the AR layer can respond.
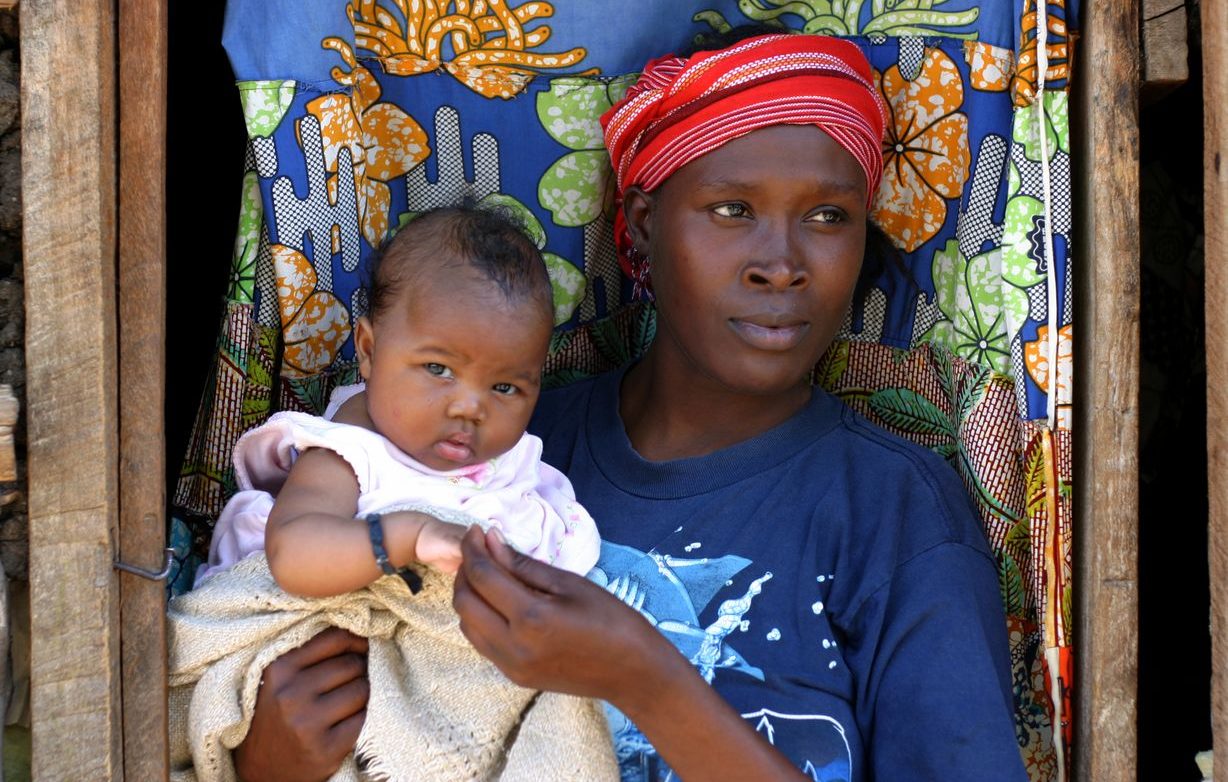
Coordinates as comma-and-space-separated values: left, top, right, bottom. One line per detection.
492, 383, 518, 396
806, 208, 847, 225
712, 203, 750, 219
424, 363, 453, 378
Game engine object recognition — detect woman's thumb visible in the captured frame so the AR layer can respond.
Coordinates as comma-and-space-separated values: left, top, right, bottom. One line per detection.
485, 527, 566, 594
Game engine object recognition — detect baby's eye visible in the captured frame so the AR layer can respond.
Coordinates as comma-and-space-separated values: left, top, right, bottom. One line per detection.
806, 208, 847, 225
424, 363, 453, 379
712, 203, 750, 219
492, 382, 518, 396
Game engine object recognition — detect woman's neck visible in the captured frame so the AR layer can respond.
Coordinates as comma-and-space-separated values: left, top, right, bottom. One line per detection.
618, 348, 813, 462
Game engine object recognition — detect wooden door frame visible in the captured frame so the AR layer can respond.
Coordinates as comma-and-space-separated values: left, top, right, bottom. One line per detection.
1072, 2, 1141, 781
1205, 2, 1228, 780
17, 1, 1141, 779
20, 0, 167, 777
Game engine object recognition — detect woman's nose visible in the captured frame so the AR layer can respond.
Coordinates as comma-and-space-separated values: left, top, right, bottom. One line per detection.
744, 263, 809, 289
743, 254, 810, 290
743, 226, 809, 290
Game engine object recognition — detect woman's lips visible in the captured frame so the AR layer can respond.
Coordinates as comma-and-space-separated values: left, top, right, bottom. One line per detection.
729, 317, 810, 351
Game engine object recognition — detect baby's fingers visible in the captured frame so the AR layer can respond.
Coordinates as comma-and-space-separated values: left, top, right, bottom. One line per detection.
415, 522, 468, 573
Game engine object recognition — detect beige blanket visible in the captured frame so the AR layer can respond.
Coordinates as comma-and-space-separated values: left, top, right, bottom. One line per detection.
168, 553, 619, 782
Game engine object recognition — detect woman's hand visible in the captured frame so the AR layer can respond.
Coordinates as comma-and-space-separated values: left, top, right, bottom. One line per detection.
452, 526, 670, 705
454, 526, 807, 780
233, 627, 369, 782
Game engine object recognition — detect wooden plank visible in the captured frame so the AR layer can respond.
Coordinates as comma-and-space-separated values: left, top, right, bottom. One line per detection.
1073, 1, 1141, 780
118, 0, 168, 778
20, 0, 121, 779
0, 384, 16, 484
1206, 2, 1228, 778
1142, 0, 1189, 89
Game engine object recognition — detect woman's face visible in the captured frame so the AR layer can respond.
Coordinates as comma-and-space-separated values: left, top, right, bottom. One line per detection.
626, 124, 869, 397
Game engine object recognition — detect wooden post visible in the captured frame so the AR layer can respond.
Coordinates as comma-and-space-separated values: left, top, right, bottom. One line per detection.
118, 0, 168, 777
20, 0, 121, 778
1073, 1, 1140, 780
1206, 1, 1228, 778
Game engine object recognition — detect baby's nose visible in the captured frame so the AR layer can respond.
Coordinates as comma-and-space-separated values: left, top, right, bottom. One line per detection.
446, 390, 485, 423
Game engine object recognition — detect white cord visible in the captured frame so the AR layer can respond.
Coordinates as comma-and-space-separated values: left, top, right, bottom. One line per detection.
1034, 8, 1067, 782
1035, 0, 1061, 430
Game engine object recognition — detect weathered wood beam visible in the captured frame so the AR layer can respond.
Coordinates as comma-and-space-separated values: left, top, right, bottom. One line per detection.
117, 0, 168, 777
1206, 1, 1228, 778
1142, 0, 1189, 90
20, 0, 121, 778
1074, 0, 1141, 780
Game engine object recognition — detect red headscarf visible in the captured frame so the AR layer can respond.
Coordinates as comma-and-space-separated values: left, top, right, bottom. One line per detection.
601, 34, 886, 294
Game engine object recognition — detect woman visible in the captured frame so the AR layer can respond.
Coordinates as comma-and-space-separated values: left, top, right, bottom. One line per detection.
234, 32, 1026, 781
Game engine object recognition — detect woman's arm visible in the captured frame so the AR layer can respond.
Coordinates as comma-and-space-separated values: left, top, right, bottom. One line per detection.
453, 526, 807, 780
266, 447, 464, 596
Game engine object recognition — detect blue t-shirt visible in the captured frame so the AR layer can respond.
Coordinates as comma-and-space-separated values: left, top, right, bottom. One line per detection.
530, 368, 1026, 782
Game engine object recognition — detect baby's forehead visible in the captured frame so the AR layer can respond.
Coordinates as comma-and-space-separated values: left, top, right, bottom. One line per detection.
385, 248, 499, 301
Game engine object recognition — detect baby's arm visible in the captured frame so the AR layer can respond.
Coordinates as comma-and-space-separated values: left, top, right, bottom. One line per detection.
265, 447, 466, 597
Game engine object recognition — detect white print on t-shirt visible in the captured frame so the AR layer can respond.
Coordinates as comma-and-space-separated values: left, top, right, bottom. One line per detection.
590, 541, 852, 782
743, 709, 854, 782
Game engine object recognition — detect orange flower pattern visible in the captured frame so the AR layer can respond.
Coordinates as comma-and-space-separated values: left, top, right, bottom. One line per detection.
872, 48, 971, 253
307, 46, 431, 249
325, 0, 595, 100
1023, 324, 1072, 430
271, 244, 353, 377
963, 1, 1072, 107
1012, 0, 1071, 107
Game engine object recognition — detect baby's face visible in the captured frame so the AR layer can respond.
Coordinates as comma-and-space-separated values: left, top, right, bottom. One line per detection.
355, 267, 552, 472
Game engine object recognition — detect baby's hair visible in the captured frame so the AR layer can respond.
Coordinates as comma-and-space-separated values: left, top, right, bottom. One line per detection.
365, 204, 553, 323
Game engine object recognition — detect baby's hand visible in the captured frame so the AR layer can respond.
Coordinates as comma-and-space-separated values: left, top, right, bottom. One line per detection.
414, 520, 466, 574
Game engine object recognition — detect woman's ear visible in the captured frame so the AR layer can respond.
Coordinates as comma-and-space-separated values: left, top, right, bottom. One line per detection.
354, 316, 376, 380
622, 185, 655, 256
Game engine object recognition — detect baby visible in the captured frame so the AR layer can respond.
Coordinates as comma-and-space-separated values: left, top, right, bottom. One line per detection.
197, 204, 601, 592
171, 206, 616, 781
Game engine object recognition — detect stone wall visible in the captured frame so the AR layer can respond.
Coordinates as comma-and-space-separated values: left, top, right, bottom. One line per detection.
0, 10, 25, 583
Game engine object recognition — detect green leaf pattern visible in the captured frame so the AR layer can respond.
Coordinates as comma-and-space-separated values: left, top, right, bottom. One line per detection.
1015, 91, 1070, 162
538, 150, 611, 228
697, 0, 980, 39
542, 253, 587, 326
536, 77, 630, 150
999, 554, 1026, 616
238, 80, 297, 139
867, 387, 954, 438
924, 239, 1027, 374
528, 77, 639, 327
228, 170, 263, 305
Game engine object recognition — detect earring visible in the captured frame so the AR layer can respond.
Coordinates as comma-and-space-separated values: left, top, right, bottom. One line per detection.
627, 248, 654, 302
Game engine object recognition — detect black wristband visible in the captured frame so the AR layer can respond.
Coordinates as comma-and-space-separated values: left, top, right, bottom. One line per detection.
365, 512, 423, 594
365, 512, 396, 575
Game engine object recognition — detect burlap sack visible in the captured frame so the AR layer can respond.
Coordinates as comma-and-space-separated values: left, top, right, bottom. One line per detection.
168, 552, 618, 782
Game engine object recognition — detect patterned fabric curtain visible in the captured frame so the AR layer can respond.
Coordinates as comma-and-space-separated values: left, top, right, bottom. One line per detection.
171, 2, 1079, 779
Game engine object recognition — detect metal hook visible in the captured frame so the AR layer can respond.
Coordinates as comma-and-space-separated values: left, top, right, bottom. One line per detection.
114, 548, 175, 581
